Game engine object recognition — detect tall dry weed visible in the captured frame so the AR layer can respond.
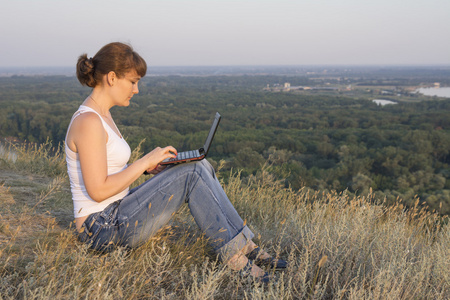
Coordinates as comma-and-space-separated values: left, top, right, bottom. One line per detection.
1, 139, 67, 178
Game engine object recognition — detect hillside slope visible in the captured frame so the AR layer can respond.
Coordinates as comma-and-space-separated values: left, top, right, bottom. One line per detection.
0, 143, 448, 299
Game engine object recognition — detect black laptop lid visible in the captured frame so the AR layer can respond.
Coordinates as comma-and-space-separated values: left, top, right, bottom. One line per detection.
202, 112, 221, 155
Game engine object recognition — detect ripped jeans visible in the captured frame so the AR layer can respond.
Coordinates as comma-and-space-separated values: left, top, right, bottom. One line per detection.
78, 159, 254, 262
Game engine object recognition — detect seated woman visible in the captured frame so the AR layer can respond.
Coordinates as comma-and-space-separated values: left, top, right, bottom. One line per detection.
65, 42, 286, 283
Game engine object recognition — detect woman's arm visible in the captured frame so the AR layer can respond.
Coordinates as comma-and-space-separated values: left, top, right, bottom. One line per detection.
68, 112, 176, 202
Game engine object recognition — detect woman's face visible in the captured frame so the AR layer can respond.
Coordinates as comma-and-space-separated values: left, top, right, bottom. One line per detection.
112, 70, 141, 107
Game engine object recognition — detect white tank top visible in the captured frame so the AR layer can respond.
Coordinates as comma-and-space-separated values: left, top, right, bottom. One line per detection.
65, 105, 131, 218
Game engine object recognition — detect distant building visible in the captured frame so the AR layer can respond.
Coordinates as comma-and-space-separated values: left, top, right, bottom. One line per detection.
284, 82, 291, 91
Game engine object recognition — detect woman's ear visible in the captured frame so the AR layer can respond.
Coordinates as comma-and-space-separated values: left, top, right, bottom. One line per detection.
107, 71, 116, 86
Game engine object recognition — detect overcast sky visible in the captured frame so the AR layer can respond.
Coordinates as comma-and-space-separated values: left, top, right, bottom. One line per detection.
1, 0, 449, 67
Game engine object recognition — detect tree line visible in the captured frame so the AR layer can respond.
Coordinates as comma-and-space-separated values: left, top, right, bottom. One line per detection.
1, 75, 449, 215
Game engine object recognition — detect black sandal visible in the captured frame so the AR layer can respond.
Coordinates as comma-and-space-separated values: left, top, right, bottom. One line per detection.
239, 259, 270, 284
247, 247, 288, 269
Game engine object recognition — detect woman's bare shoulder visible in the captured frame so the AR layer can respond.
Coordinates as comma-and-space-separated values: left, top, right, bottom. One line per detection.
67, 111, 106, 151
71, 111, 103, 131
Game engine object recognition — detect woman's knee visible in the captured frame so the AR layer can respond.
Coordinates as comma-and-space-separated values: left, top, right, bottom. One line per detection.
181, 160, 216, 181
167, 160, 215, 180
198, 159, 212, 169
198, 159, 216, 176
182, 159, 210, 171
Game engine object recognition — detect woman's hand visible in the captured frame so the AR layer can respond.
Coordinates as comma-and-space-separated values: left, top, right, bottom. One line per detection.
145, 164, 166, 175
142, 146, 177, 173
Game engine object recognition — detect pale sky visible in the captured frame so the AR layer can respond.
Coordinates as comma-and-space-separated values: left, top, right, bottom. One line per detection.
1, 0, 449, 67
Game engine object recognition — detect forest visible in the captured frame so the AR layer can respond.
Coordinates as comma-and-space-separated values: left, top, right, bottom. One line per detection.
1, 67, 449, 215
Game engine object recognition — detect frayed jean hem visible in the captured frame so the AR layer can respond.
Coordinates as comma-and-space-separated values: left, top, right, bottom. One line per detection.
216, 225, 254, 262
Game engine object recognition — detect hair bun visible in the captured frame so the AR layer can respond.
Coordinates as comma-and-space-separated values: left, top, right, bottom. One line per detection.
76, 54, 96, 87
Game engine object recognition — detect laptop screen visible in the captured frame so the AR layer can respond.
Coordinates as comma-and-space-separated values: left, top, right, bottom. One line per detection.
202, 112, 221, 155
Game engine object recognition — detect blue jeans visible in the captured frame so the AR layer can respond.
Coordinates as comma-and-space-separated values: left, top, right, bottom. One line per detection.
78, 160, 254, 262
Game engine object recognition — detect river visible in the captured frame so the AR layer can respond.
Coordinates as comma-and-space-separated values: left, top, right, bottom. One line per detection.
417, 87, 450, 98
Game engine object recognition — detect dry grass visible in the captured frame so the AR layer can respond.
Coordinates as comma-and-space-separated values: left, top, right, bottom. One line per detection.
0, 142, 449, 299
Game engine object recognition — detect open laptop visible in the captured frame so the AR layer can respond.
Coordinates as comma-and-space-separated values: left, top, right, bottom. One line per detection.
160, 112, 221, 165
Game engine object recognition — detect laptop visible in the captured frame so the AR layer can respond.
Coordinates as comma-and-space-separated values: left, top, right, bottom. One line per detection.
160, 112, 221, 165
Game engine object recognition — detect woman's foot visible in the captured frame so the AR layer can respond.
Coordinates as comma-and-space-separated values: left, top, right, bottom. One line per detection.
243, 241, 288, 270
227, 251, 269, 283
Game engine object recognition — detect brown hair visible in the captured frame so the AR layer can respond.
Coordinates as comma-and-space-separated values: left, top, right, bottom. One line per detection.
76, 42, 147, 88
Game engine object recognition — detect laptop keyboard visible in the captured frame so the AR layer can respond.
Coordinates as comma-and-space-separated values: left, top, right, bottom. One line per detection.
164, 150, 200, 162
177, 150, 199, 160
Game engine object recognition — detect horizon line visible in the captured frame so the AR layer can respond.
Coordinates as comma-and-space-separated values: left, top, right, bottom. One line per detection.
2, 63, 450, 69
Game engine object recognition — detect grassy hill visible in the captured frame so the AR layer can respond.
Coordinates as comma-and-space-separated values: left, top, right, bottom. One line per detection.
0, 142, 448, 299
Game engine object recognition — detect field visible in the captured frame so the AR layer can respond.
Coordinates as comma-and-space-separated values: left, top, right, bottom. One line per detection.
0, 141, 448, 299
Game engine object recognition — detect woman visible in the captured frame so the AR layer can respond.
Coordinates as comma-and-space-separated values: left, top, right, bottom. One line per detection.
65, 42, 286, 283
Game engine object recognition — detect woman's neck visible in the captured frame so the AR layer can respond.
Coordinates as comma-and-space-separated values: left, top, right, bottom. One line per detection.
83, 92, 112, 117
